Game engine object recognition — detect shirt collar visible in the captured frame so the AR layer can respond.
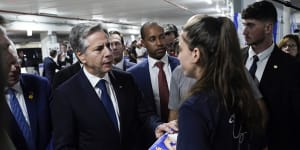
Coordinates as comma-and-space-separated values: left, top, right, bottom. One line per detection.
248, 43, 274, 61
148, 53, 169, 68
6, 81, 22, 94
83, 67, 111, 88
114, 58, 124, 70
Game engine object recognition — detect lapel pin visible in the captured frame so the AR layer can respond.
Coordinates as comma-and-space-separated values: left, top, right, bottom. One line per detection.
273, 65, 278, 69
28, 92, 34, 100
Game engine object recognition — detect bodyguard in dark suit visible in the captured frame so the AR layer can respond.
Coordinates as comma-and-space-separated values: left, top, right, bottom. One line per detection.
0, 41, 52, 150
43, 50, 60, 84
109, 30, 135, 71
51, 22, 177, 150
242, 1, 300, 149
127, 22, 180, 148
52, 61, 81, 89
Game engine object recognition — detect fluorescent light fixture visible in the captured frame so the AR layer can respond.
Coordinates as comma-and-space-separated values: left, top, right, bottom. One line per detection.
216, 3, 221, 13
48, 30, 52, 35
206, 0, 212, 5
38, 8, 58, 16
92, 15, 104, 20
27, 29, 32, 36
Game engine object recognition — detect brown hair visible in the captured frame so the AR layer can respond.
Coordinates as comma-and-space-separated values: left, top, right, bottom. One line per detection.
183, 16, 263, 132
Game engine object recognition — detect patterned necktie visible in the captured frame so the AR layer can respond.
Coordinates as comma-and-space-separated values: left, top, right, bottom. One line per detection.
156, 61, 169, 122
7, 88, 35, 150
96, 80, 118, 129
249, 55, 259, 79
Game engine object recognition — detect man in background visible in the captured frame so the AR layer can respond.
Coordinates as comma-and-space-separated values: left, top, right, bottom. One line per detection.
43, 49, 61, 84
242, 1, 300, 149
128, 22, 180, 148
109, 30, 135, 71
163, 24, 178, 56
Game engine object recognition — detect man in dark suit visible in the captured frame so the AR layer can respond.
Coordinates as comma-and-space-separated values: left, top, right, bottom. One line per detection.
0, 39, 52, 150
127, 22, 180, 148
51, 22, 177, 150
109, 30, 135, 71
43, 49, 60, 84
57, 42, 73, 68
52, 61, 81, 89
0, 19, 17, 150
242, 1, 300, 149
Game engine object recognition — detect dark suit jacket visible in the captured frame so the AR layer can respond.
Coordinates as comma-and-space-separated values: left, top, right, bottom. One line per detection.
122, 59, 136, 71
51, 69, 161, 150
127, 56, 179, 114
127, 56, 179, 148
57, 52, 73, 67
0, 74, 52, 150
43, 57, 60, 83
243, 46, 300, 150
52, 61, 81, 89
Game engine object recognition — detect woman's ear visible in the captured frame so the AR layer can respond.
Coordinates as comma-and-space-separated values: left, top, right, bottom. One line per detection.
192, 47, 201, 63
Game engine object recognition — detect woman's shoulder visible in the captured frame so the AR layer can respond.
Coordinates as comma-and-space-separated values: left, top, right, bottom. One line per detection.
183, 91, 218, 106
181, 90, 220, 114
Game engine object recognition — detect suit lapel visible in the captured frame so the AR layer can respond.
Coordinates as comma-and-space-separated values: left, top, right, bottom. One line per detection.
20, 76, 38, 143
78, 70, 120, 135
168, 56, 179, 71
122, 61, 127, 71
108, 71, 124, 135
259, 46, 281, 91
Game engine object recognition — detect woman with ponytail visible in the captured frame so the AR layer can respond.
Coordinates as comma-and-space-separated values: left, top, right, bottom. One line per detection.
176, 15, 266, 150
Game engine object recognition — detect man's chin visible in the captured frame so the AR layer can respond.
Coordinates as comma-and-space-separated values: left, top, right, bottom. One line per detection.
7, 80, 18, 87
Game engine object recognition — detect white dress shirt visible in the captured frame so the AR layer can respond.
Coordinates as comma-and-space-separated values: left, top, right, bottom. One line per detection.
5, 82, 31, 126
148, 54, 172, 117
245, 43, 274, 82
114, 58, 125, 70
83, 67, 120, 131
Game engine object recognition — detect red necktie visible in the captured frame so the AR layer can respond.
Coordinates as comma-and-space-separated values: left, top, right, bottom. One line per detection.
156, 61, 169, 122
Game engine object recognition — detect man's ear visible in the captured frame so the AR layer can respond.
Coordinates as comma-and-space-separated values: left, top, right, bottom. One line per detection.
264, 22, 273, 34
76, 51, 86, 64
141, 39, 145, 46
192, 47, 201, 63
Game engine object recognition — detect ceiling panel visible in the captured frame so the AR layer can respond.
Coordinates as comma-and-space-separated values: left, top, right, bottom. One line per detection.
0, 0, 299, 36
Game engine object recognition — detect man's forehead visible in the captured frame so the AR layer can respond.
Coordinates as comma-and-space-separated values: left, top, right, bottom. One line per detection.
109, 34, 121, 41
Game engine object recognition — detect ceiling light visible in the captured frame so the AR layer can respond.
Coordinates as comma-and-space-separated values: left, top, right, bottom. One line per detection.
27, 29, 32, 36
206, 0, 212, 5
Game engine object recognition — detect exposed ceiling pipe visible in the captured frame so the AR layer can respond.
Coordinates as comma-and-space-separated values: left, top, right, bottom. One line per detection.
271, 0, 300, 11
0, 9, 140, 27
163, 0, 198, 14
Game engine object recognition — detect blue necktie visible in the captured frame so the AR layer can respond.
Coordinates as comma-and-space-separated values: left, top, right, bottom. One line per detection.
96, 80, 118, 129
249, 55, 259, 79
7, 88, 35, 150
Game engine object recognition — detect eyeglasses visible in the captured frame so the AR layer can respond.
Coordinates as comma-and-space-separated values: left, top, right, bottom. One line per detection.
282, 44, 297, 48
